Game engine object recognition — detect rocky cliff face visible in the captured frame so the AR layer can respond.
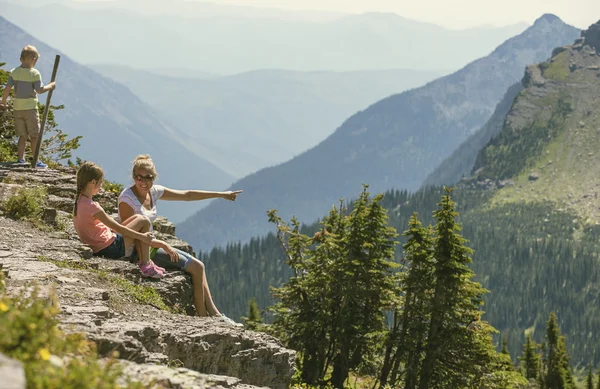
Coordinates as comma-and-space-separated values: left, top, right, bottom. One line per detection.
448, 19, 600, 225
0, 165, 295, 389
582, 19, 600, 53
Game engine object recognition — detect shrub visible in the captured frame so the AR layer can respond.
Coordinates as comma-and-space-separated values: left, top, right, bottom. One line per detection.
0, 271, 149, 389
1, 186, 47, 221
102, 179, 124, 195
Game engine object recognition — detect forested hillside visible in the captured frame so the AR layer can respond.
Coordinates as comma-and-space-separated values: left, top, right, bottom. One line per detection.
200, 22, 600, 369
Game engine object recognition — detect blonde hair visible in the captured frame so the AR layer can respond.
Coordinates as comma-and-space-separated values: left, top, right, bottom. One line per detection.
132, 154, 157, 179
74, 161, 104, 216
20, 45, 40, 61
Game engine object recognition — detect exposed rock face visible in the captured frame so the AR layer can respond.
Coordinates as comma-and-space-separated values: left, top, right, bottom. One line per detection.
87, 319, 294, 389
0, 165, 296, 388
582, 19, 600, 53
0, 352, 26, 389
117, 360, 269, 389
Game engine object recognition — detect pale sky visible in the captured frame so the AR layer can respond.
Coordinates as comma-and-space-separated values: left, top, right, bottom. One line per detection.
199, 0, 596, 29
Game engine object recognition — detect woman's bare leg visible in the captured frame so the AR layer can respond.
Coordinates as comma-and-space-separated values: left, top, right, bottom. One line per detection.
187, 260, 207, 316
200, 266, 221, 316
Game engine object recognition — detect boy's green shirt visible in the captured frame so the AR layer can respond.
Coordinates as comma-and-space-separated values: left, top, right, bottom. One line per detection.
7, 66, 43, 111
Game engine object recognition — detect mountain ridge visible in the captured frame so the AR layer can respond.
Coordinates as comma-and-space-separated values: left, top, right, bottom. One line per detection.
91, 64, 444, 177
178, 14, 581, 251
0, 2, 528, 73
0, 16, 234, 222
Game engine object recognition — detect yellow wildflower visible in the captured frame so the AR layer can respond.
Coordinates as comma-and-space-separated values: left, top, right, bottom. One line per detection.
0, 301, 8, 312
38, 348, 51, 361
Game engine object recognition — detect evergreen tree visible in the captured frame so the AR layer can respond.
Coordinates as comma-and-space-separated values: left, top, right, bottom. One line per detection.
268, 212, 325, 385
543, 312, 575, 389
379, 213, 435, 388
501, 334, 510, 355
242, 298, 264, 331
519, 334, 540, 380
417, 188, 489, 388
414, 187, 526, 388
596, 370, 600, 389
269, 186, 398, 388
586, 368, 594, 389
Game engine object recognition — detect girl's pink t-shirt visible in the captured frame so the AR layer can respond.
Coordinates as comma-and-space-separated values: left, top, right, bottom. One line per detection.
73, 196, 115, 253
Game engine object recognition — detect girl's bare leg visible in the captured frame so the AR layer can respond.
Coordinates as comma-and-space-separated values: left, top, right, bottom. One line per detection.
121, 215, 151, 264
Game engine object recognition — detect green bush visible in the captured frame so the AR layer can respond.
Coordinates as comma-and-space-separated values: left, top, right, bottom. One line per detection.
0, 271, 149, 389
1, 186, 47, 221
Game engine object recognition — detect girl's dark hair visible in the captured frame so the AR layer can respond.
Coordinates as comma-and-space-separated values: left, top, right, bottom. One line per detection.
73, 161, 104, 216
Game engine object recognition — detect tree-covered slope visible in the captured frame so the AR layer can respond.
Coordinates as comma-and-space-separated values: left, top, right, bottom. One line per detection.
198, 22, 600, 368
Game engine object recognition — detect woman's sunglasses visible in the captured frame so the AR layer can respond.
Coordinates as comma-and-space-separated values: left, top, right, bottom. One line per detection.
134, 174, 155, 182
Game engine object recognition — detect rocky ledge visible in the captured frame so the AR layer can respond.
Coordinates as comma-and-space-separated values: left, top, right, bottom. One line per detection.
0, 165, 295, 388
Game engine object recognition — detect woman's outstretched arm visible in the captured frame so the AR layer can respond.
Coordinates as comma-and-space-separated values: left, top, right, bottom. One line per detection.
159, 188, 242, 202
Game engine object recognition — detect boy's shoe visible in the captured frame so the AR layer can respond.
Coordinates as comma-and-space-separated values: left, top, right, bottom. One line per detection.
220, 314, 243, 328
35, 161, 48, 169
16, 159, 26, 164
140, 262, 163, 279
150, 260, 166, 274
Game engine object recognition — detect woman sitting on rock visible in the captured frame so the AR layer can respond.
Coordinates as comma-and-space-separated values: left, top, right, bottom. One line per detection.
118, 155, 242, 324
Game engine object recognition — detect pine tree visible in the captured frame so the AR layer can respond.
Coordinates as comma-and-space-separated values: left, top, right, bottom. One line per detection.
416, 187, 523, 389
379, 213, 435, 388
543, 312, 575, 389
242, 298, 264, 331
329, 187, 399, 388
519, 334, 540, 380
501, 334, 510, 355
586, 368, 594, 389
268, 211, 327, 385
269, 186, 398, 388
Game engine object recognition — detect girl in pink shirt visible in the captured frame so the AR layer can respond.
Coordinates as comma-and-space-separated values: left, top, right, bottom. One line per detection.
72, 161, 163, 279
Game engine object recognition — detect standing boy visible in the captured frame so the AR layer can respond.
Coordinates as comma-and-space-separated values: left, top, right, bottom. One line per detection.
0, 45, 56, 168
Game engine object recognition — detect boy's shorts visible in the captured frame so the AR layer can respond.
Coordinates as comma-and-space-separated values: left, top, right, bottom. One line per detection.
14, 109, 40, 138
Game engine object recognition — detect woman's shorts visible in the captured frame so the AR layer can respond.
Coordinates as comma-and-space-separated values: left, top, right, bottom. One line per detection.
151, 248, 195, 271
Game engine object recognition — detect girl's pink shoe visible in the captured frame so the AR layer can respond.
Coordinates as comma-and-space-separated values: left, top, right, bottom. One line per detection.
150, 260, 166, 274
140, 262, 163, 279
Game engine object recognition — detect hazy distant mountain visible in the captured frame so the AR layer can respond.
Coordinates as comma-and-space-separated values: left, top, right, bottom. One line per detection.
1, 2, 527, 74
4, 0, 347, 22
177, 14, 580, 251
92, 64, 443, 177
0, 16, 234, 222
142, 67, 218, 79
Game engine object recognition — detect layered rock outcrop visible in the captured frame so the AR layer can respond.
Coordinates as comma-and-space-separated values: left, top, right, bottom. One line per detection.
0, 165, 295, 388
582, 19, 600, 53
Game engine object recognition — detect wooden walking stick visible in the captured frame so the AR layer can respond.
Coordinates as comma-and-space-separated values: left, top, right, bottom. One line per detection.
32, 54, 60, 168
